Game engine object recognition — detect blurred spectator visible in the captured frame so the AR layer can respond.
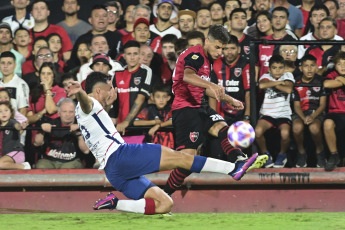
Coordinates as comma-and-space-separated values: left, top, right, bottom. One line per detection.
161, 34, 177, 85
255, 55, 295, 168
68, 4, 123, 70
279, 45, 299, 75
2, 0, 34, 35
244, 0, 272, 37
186, 30, 205, 47
224, 0, 242, 29
118, 5, 135, 36
150, 0, 181, 38
0, 22, 25, 78
0, 101, 30, 170
175, 38, 188, 55
139, 44, 154, 67
229, 8, 255, 60
272, 0, 304, 37
133, 4, 151, 22
22, 47, 61, 91
27, 62, 66, 124
209, 1, 225, 25
0, 51, 29, 116
304, 17, 342, 74
298, 5, 343, 59
196, 7, 212, 37
47, 33, 65, 69
112, 41, 152, 134
34, 98, 89, 169
134, 83, 174, 148
178, 10, 196, 39
105, 1, 121, 32
57, 0, 92, 45
292, 55, 326, 168
323, 51, 345, 171
139, 44, 162, 87
210, 35, 251, 124
257, 7, 297, 77
13, 27, 31, 59
29, 0, 73, 62
239, 0, 253, 23
323, 0, 339, 20
67, 42, 91, 76
77, 35, 124, 83
298, 0, 316, 36
337, 0, 345, 19
21, 36, 48, 76
255, 11, 273, 38
61, 73, 78, 102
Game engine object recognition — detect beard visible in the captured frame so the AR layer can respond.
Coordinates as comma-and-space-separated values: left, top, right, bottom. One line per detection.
65, 11, 77, 17
158, 15, 170, 22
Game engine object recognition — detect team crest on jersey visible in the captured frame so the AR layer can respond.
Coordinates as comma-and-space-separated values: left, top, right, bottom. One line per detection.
234, 68, 242, 77
192, 54, 199, 60
313, 87, 320, 92
243, 46, 250, 54
5, 130, 10, 135
134, 77, 141, 85
189, 132, 199, 142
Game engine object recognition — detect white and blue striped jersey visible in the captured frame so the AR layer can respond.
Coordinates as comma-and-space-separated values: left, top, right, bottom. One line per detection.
76, 97, 125, 170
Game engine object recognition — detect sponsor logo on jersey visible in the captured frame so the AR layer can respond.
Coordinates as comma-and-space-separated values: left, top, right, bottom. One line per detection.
5, 130, 10, 135
192, 54, 199, 60
313, 87, 320, 92
119, 80, 125, 85
134, 77, 141, 85
234, 68, 242, 77
189, 132, 199, 142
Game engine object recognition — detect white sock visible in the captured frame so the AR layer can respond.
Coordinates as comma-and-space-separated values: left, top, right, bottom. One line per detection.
201, 158, 235, 174
21, 162, 31, 170
116, 198, 146, 214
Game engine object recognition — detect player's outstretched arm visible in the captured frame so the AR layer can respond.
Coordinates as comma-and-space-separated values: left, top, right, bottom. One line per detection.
67, 81, 93, 114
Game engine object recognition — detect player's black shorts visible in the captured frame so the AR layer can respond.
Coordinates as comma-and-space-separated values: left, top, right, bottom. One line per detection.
172, 105, 225, 150
259, 115, 291, 128
325, 113, 345, 132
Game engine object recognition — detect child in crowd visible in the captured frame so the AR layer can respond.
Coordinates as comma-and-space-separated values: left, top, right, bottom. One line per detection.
323, 51, 345, 171
0, 101, 30, 170
292, 55, 327, 168
13, 27, 31, 59
47, 33, 65, 70
255, 55, 295, 168
133, 84, 174, 148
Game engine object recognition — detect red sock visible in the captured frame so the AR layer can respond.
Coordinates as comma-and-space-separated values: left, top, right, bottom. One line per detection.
218, 126, 244, 162
144, 198, 155, 215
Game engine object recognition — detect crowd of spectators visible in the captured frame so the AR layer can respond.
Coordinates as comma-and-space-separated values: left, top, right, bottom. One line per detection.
0, 0, 345, 171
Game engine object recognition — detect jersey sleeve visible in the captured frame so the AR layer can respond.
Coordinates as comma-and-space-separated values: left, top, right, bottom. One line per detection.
17, 81, 30, 109
325, 70, 339, 80
184, 52, 205, 73
138, 65, 152, 98
210, 70, 218, 84
292, 87, 301, 101
135, 108, 149, 121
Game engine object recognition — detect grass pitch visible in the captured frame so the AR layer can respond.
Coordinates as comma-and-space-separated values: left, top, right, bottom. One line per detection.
1, 212, 345, 230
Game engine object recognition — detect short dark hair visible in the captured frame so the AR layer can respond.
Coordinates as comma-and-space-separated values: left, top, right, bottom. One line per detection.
91, 4, 107, 14
161, 34, 178, 46
85, 72, 109, 94
227, 34, 239, 46
186, 31, 205, 43
61, 73, 77, 83
175, 38, 188, 54
0, 88, 11, 99
229, 8, 247, 20
332, 51, 345, 65
323, 0, 339, 9
124, 40, 140, 50
320, 16, 337, 28
197, 7, 210, 15
62, 0, 79, 5
208, 24, 229, 44
0, 51, 16, 61
208, 2, 223, 11
309, 4, 330, 18
32, 0, 49, 9
272, 6, 289, 18
300, 54, 317, 65
14, 27, 29, 37
269, 55, 285, 67
152, 83, 171, 95
33, 36, 48, 48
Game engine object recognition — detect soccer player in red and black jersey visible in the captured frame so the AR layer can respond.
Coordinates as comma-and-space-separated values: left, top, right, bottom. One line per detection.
112, 41, 152, 134
163, 25, 268, 196
292, 55, 327, 168
323, 51, 345, 171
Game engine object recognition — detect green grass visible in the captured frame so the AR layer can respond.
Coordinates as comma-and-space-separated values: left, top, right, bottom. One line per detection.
1, 212, 345, 230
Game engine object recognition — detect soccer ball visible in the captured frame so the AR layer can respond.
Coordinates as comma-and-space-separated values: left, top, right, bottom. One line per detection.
227, 121, 255, 148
